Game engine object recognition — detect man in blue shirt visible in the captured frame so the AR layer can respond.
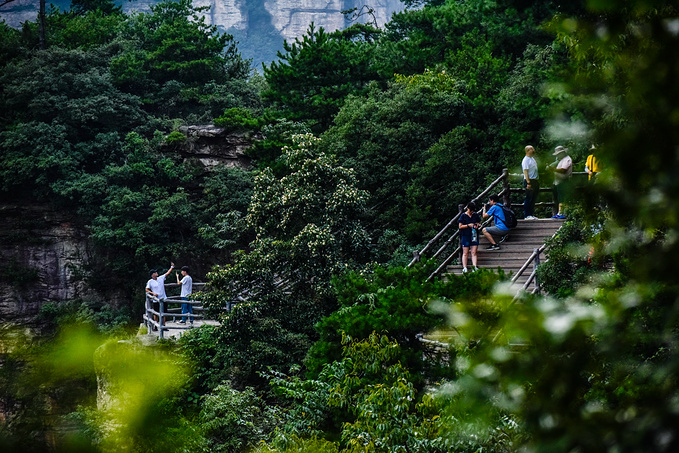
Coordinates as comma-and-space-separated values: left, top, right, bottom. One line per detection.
481, 194, 509, 250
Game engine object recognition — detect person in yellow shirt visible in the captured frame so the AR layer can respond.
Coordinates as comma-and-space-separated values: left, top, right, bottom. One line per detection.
585, 145, 601, 181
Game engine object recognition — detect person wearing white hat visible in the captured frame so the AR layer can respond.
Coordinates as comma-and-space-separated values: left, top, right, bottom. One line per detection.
548, 145, 572, 219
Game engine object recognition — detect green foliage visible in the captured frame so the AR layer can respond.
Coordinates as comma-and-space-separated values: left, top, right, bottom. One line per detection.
83, 338, 205, 452
112, 0, 237, 86
201, 134, 372, 388
0, 322, 215, 451
214, 107, 261, 131
1, 46, 147, 133
70, 0, 121, 16
0, 21, 25, 69
199, 383, 277, 452
109, 0, 254, 118
263, 23, 385, 131
5, 1, 679, 451
205, 133, 371, 302
164, 130, 187, 145
254, 435, 340, 453
47, 9, 125, 49
0, 0, 265, 296
209, 294, 332, 390
494, 43, 567, 153
0, 47, 148, 202
176, 325, 230, 394
405, 126, 494, 240
0, 257, 40, 288
321, 78, 468, 240
245, 118, 311, 170
309, 0, 589, 246
196, 167, 254, 257
537, 206, 611, 297
266, 333, 452, 452
308, 264, 500, 380
423, 3, 679, 452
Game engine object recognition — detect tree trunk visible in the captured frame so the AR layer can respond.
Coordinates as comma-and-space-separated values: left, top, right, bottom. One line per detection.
39, 0, 46, 50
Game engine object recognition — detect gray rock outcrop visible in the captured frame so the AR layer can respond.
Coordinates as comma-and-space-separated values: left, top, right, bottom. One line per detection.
0, 204, 109, 324
175, 124, 254, 169
0, 0, 405, 42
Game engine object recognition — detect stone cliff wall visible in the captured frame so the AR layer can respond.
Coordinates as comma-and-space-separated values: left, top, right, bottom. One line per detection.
264, 0, 402, 41
176, 124, 253, 169
0, 126, 250, 325
0, 204, 103, 324
0, 0, 405, 41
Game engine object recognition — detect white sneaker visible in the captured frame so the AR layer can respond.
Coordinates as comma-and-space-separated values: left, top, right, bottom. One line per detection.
526, 215, 538, 220
462, 267, 468, 273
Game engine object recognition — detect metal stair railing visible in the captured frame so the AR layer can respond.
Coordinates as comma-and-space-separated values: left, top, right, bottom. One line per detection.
409, 167, 583, 282
510, 244, 546, 296
408, 169, 512, 280
509, 225, 563, 299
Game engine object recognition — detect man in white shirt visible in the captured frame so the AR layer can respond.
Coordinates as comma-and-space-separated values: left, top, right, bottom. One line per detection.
522, 145, 539, 220
177, 266, 194, 325
146, 263, 174, 322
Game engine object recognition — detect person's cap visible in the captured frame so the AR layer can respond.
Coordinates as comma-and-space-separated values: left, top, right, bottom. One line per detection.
149, 269, 158, 276
553, 145, 568, 155
181, 266, 189, 271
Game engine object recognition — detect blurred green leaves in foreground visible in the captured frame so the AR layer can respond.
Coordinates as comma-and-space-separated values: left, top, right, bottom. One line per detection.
0, 323, 198, 452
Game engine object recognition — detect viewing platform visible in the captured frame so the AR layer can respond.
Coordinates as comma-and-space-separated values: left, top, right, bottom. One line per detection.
142, 282, 220, 339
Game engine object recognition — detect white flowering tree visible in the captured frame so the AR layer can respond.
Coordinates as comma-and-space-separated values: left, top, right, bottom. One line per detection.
202, 133, 372, 388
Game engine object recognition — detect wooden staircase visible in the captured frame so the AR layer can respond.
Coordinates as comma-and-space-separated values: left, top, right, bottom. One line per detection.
445, 218, 564, 290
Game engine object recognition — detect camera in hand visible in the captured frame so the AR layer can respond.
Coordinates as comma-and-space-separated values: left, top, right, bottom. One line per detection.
484, 203, 490, 211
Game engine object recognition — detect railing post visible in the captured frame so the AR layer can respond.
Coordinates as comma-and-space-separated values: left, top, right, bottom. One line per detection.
533, 248, 541, 294
145, 295, 152, 334
457, 203, 465, 261
502, 168, 510, 208
412, 250, 420, 264
159, 300, 166, 340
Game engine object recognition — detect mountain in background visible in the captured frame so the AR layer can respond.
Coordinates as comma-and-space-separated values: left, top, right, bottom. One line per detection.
0, 0, 405, 68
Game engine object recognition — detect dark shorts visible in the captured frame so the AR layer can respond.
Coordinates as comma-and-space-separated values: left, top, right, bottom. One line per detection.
554, 182, 573, 203
461, 236, 479, 248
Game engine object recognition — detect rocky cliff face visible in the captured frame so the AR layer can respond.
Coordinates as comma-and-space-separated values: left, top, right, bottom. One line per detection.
0, 0, 404, 64
261, 0, 402, 41
0, 204, 103, 324
1, 0, 403, 37
0, 127, 250, 325
176, 124, 253, 169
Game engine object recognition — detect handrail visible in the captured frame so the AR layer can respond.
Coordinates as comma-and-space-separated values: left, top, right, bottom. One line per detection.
409, 169, 509, 268
510, 244, 547, 285
143, 282, 215, 339
425, 216, 493, 281
509, 225, 562, 297
410, 164, 579, 279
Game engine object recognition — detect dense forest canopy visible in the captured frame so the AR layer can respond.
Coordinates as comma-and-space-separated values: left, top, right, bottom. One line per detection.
2, 0, 679, 451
